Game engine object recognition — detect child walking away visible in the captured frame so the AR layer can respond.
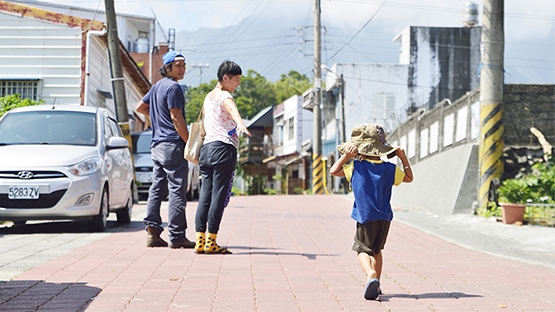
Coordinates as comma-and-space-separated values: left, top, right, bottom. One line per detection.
330, 124, 413, 300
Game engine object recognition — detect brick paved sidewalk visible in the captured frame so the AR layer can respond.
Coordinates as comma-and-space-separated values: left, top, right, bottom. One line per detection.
0, 195, 553, 311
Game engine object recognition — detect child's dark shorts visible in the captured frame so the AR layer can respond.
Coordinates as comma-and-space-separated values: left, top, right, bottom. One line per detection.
352, 220, 391, 256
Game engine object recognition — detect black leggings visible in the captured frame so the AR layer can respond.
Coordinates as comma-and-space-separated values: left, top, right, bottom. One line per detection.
195, 141, 237, 234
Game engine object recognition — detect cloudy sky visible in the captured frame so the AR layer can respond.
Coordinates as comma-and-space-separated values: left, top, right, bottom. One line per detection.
53, 0, 554, 87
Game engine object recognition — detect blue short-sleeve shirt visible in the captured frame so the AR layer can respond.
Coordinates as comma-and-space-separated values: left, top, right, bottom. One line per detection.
142, 77, 185, 148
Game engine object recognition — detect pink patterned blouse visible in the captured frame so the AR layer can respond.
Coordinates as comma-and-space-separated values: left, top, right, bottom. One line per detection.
202, 90, 239, 148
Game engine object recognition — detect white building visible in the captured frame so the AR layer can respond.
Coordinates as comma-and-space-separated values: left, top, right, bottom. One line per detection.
323, 63, 409, 144
264, 93, 313, 194
395, 26, 481, 112
7, 0, 157, 55
0, 1, 152, 131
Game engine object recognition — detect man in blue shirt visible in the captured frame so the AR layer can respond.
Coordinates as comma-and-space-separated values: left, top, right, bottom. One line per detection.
136, 51, 195, 248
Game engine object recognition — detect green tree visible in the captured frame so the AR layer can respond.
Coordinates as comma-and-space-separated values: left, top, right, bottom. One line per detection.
274, 70, 312, 103
0, 94, 43, 117
234, 96, 255, 119
233, 69, 276, 119
184, 81, 215, 124
185, 70, 276, 122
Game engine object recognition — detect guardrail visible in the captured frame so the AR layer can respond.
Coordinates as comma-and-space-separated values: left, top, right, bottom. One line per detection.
526, 203, 555, 227
388, 89, 481, 165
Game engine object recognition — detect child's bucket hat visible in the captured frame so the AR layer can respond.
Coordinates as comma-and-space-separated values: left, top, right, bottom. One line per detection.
337, 123, 397, 157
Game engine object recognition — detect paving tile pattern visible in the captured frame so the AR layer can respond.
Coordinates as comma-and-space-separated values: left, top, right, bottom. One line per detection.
0, 195, 553, 311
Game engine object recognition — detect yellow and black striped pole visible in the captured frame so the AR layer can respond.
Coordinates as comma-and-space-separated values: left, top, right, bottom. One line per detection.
312, 154, 324, 194
479, 104, 504, 208
479, 0, 505, 209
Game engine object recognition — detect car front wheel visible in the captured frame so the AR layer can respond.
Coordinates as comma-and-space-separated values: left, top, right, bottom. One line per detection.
116, 184, 133, 224
89, 189, 108, 232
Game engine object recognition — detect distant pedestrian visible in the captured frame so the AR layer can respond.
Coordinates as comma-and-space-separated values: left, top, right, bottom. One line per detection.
136, 51, 196, 249
194, 60, 251, 254
330, 123, 413, 300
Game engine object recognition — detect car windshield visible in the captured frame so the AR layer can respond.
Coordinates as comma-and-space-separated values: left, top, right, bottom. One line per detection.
0, 110, 97, 146
132, 132, 151, 154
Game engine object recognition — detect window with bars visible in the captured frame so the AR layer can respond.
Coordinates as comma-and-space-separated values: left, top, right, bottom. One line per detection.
287, 117, 294, 140
0, 80, 40, 101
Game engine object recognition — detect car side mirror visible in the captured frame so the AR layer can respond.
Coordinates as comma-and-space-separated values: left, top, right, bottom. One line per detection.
107, 137, 129, 150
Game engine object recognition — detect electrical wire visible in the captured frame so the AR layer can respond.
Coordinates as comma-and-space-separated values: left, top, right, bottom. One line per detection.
327, 0, 388, 63
80, 0, 105, 33
199, 0, 258, 62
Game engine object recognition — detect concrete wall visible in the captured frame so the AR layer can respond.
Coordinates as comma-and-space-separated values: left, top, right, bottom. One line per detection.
391, 143, 478, 216
503, 84, 555, 147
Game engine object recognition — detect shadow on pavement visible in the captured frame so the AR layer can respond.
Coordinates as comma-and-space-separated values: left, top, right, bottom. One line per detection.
111, 220, 145, 233
229, 246, 337, 259
0, 280, 100, 310
380, 292, 483, 301
0, 220, 144, 234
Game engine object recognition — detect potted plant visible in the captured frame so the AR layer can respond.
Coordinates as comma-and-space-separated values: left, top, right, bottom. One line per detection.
497, 178, 531, 224
495, 154, 555, 225
497, 155, 555, 224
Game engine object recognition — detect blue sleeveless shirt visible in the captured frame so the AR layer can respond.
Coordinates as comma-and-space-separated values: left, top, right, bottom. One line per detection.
345, 159, 401, 223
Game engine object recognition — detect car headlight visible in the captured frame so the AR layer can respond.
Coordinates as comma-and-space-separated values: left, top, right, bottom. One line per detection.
68, 157, 102, 176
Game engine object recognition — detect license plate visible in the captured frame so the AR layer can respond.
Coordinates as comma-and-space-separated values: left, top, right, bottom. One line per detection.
136, 173, 152, 184
8, 185, 40, 199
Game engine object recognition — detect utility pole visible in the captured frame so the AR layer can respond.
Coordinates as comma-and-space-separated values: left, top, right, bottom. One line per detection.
339, 74, 346, 144
168, 28, 176, 51
312, 0, 324, 195
105, 0, 129, 127
479, 0, 505, 209
189, 63, 210, 85
333, 73, 346, 194
105, 0, 137, 202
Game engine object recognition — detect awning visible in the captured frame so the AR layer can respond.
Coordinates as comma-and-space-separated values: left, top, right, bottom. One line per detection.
263, 152, 310, 167
262, 152, 298, 165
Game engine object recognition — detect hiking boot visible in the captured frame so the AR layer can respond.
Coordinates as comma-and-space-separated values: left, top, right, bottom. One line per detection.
146, 226, 168, 247
169, 238, 196, 249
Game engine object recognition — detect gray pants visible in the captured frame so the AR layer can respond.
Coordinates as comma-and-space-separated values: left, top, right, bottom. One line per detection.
195, 141, 236, 234
144, 141, 189, 243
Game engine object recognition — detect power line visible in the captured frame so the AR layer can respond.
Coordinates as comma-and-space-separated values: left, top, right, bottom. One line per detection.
259, 38, 301, 76
327, 0, 388, 62
116, 0, 552, 87
173, 34, 296, 50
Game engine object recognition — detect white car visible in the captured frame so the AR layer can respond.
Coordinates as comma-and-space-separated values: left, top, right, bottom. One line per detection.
0, 104, 134, 232
132, 130, 200, 201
